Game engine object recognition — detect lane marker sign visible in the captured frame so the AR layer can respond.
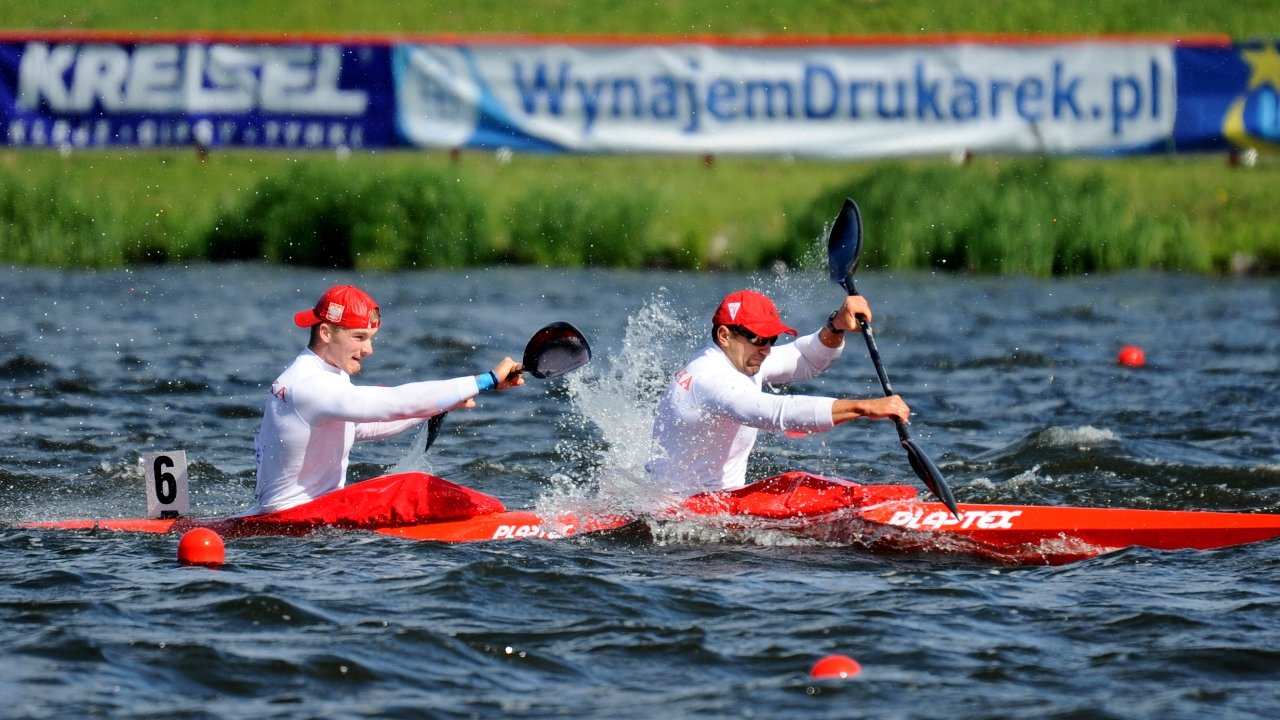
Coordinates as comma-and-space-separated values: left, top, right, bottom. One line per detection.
143, 450, 190, 519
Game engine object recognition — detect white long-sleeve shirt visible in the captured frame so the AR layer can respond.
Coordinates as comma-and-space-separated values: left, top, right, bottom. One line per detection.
646, 332, 844, 494
251, 349, 479, 513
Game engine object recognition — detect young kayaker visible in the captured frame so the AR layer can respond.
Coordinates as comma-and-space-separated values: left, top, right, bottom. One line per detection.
646, 289, 910, 495
250, 284, 524, 514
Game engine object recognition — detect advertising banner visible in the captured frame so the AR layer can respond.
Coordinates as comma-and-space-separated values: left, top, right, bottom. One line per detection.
395, 42, 1176, 157
0, 33, 1273, 157
0, 37, 398, 150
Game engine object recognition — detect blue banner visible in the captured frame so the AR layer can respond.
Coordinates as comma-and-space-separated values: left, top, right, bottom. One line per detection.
1173, 41, 1280, 152
0, 38, 398, 149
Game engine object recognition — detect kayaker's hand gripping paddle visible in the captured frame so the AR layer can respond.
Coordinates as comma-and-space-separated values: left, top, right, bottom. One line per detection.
425, 322, 593, 452
826, 197, 961, 519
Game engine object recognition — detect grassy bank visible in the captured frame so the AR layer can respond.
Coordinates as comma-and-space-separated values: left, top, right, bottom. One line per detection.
4, 150, 1276, 274
5, 1, 1278, 37
1, 1, 1278, 274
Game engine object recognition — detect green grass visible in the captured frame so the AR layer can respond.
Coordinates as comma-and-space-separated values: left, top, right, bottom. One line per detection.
5, 1, 1278, 36
1, 1, 1278, 274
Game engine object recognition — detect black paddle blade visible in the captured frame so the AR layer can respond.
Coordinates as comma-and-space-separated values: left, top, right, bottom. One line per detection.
826, 197, 863, 287
523, 321, 592, 379
424, 413, 447, 452
903, 438, 961, 518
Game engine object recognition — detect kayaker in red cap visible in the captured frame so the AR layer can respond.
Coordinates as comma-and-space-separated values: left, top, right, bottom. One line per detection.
250, 284, 525, 514
646, 289, 910, 494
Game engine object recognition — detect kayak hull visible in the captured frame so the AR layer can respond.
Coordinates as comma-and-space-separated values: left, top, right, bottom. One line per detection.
23, 511, 636, 543
19, 471, 1280, 564
784, 500, 1280, 565
666, 472, 1280, 564
20, 472, 636, 543
867, 501, 1280, 551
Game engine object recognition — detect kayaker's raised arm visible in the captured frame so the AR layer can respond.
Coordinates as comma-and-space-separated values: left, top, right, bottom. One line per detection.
817, 295, 872, 348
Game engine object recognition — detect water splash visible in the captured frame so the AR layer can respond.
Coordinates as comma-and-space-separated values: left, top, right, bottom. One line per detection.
388, 422, 436, 475
535, 290, 703, 515
535, 274, 835, 520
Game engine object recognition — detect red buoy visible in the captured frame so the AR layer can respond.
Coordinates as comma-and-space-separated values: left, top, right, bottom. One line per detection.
177, 528, 225, 566
809, 654, 862, 679
1117, 345, 1146, 368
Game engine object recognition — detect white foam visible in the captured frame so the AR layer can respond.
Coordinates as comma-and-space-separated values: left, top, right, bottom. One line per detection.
537, 291, 703, 514
1037, 425, 1120, 448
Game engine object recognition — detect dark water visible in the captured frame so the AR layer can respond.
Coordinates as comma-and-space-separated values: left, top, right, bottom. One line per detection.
2, 265, 1278, 719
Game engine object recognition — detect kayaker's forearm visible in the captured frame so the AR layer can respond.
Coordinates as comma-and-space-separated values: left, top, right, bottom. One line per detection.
831, 395, 910, 425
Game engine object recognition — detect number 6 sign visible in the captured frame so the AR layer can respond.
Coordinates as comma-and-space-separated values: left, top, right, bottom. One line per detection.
143, 450, 190, 518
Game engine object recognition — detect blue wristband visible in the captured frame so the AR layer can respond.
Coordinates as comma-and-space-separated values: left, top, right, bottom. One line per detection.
476, 370, 499, 392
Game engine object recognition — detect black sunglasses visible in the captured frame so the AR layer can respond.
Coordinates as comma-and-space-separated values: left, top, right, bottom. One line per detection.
730, 326, 778, 347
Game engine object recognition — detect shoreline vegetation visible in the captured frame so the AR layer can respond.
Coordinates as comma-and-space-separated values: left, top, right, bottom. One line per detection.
4, 150, 1276, 276
2, 1, 1278, 275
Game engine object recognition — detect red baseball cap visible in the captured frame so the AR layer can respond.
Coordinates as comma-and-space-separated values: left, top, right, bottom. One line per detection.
293, 285, 381, 329
712, 289, 797, 337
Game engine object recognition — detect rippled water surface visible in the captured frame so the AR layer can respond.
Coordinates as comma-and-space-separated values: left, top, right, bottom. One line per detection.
2, 265, 1278, 719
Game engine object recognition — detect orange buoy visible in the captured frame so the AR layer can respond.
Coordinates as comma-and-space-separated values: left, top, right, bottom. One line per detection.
1117, 345, 1146, 368
809, 654, 862, 679
177, 528, 225, 566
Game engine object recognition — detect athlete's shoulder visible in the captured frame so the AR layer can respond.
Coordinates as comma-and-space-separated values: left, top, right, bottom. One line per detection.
671, 346, 720, 382
683, 350, 755, 395
272, 351, 345, 400
683, 344, 730, 369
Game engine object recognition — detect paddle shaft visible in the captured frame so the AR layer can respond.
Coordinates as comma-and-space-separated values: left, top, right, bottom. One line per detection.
826, 196, 957, 516
842, 276, 911, 444
841, 274, 960, 517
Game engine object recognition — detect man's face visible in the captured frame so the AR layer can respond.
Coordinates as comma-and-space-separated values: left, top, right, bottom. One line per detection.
317, 324, 378, 375
717, 325, 776, 377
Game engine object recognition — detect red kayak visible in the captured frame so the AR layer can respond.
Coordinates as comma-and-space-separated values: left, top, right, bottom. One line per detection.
669, 472, 1280, 564
21, 471, 1280, 564
21, 472, 636, 543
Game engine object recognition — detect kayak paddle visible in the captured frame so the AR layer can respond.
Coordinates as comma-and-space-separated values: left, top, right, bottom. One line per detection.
425, 321, 593, 451
826, 197, 961, 518
519, 321, 594, 379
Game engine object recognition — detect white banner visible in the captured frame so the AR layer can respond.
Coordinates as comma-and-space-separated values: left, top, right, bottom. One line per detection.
395, 42, 1175, 158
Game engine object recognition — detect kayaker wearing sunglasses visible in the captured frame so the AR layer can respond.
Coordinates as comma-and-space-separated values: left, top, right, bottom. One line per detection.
646, 289, 910, 495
